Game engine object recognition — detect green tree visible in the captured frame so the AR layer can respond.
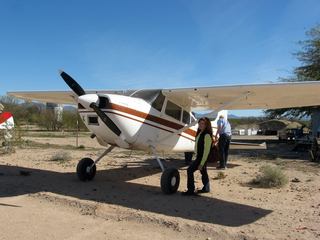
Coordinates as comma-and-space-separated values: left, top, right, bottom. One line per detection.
265, 25, 320, 119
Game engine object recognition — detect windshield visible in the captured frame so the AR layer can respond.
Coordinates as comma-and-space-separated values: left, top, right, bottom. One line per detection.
131, 90, 162, 103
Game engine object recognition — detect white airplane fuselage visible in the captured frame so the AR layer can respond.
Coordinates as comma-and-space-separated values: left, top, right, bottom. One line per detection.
77, 93, 222, 153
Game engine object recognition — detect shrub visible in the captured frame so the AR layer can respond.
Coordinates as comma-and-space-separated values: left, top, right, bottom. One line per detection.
50, 152, 71, 162
217, 171, 227, 179
251, 165, 288, 188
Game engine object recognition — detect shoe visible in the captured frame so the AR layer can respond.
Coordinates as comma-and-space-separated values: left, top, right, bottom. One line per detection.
197, 185, 210, 194
197, 189, 210, 194
181, 190, 197, 196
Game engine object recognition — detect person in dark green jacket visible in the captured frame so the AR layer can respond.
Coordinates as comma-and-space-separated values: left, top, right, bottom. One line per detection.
182, 117, 213, 196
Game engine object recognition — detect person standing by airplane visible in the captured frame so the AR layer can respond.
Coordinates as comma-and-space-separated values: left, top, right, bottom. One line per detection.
215, 115, 231, 169
182, 117, 212, 196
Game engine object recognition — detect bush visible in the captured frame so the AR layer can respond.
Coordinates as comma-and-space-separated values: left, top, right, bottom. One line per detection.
50, 152, 71, 162
217, 171, 227, 179
251, 165, 288, 188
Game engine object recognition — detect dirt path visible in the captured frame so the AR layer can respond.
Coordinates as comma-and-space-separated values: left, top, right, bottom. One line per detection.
0, 136, 319, 239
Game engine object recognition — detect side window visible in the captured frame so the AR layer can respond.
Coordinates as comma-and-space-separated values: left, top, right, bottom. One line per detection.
151, 93, 165, 112
165, 100, 182, 121
191, 113, 196, 122
182, 110, 191, 124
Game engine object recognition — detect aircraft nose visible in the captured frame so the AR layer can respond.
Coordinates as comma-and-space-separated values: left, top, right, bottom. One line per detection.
78, 94, 99, 109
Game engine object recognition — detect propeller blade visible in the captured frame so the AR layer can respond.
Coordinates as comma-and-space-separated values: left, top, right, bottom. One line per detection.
90, 103, 122, 136
59, 70, 86, 96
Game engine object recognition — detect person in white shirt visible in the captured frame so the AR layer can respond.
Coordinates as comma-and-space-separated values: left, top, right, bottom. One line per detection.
215, 115, 231, 169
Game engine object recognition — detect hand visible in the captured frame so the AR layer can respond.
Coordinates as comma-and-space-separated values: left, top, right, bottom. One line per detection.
198, 165, 203, 171
213, 136, 218, 142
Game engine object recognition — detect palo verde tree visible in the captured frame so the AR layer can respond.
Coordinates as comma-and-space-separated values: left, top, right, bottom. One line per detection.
265, 25, 320, 119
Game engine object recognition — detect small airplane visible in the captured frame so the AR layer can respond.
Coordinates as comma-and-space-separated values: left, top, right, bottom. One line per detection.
8, 71, 320, 194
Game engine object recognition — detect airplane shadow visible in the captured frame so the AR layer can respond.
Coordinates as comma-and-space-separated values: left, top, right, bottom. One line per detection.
0, 159, 272, 227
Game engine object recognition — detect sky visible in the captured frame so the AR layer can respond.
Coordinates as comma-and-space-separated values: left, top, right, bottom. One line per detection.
0, 0, 320, 116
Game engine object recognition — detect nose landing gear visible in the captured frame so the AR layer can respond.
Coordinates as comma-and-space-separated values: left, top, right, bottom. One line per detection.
76, 145, 115, 181
77, 158, 96, 181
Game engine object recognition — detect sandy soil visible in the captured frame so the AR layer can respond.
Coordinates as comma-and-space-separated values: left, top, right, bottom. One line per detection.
0, 136, 320, 240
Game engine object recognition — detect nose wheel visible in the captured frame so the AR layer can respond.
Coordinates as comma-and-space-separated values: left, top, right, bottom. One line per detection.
76, 145, 115, 181
76, 158, 96, 181
161, 168, 180, 194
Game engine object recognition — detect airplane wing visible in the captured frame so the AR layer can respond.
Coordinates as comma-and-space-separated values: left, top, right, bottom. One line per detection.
8, 81, 320, 110
7, 91, 77, 104
7, 90, 133, 105
162, 81, 320, 110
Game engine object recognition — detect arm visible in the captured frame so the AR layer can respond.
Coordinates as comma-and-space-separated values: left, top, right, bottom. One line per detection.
199, 134, 212, 168
215, 125, 221, 139
215, 119, 222, 139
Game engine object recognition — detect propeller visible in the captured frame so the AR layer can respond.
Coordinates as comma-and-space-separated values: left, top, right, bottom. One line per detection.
89, 102, 121, 136
59, 70, 86, 96
59, 70, 122, 137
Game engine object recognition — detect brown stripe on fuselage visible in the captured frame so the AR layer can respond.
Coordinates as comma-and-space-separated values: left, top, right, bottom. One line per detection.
107, 103, 197, 137
107, 110, 195, 141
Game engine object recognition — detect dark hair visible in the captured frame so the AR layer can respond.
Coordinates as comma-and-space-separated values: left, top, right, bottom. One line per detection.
196, 117, 213, 137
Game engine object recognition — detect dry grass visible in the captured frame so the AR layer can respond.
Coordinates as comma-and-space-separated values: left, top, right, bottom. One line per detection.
216, 171, 227, 179
50, 152, 72, 163
251, 165, 288, 188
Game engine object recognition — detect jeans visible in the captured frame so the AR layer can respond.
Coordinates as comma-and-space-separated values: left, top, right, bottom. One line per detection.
218, 134, 231, 168
187, 158, 210, 192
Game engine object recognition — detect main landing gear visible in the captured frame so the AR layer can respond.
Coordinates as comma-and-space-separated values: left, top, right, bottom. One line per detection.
76, 145, 115, 181
154, 155, 180, 194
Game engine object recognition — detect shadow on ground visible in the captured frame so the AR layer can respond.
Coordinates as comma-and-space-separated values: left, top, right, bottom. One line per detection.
0, 158, 271, 227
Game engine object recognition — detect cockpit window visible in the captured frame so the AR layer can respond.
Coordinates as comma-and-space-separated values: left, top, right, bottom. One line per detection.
165, 100, 182, 121
151, 92, 165, 112
182, 110, 191, 124
131, 90, 161, 103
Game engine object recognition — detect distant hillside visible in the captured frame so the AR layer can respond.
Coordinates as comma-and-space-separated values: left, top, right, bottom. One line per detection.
228, 114, 241, 119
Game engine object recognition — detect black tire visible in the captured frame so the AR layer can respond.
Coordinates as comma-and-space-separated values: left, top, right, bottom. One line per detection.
76, 158, 96, 181
161, 168, 180, 194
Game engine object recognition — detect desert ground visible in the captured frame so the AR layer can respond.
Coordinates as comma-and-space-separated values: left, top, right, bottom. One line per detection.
1, 133, 319, 240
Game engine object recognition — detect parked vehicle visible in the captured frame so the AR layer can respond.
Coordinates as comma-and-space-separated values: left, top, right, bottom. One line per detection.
278, 128, 304, 141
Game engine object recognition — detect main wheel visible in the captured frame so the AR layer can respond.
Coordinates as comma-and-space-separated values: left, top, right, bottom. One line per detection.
76, 158, 96, 181
161, 168, 180, 194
